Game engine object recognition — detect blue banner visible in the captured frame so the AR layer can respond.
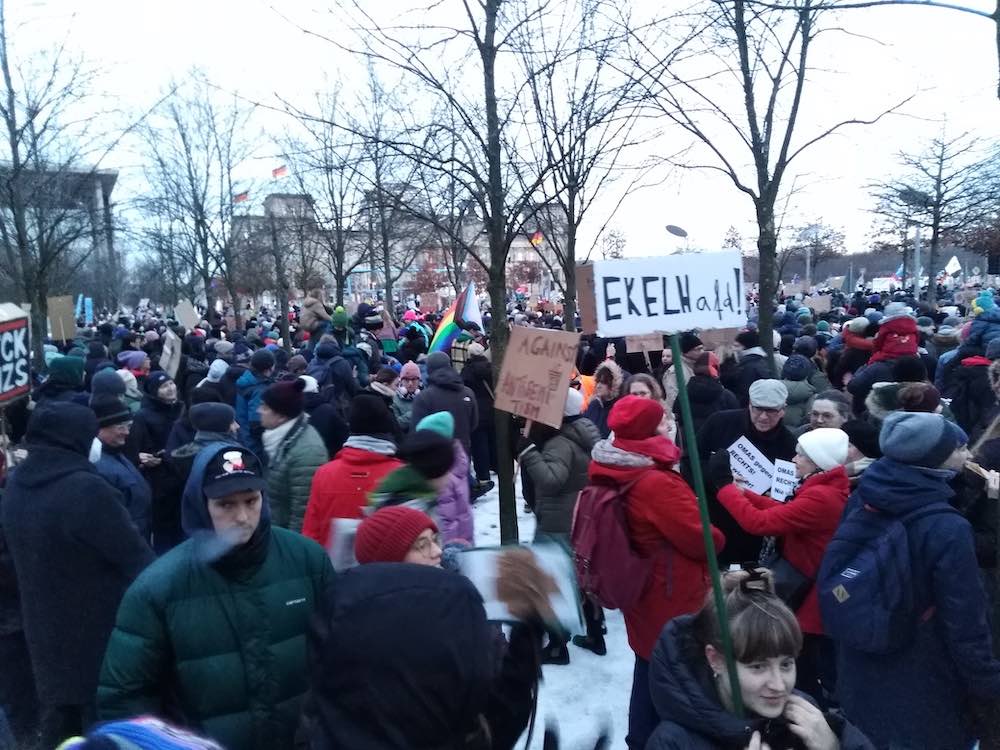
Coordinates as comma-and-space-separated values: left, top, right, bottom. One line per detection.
84, 297, 93, 325
75, 294, 84, 318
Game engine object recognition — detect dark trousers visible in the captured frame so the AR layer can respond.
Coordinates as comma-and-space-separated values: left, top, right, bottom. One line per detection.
39, 703, 94, 749
796, 633, 837, 710
0, 631, 38, 744
627, 656, 658, 749
470, 423, 496, 481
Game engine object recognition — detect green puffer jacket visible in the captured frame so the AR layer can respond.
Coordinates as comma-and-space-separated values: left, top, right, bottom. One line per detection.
97, 527, 333, 750
520, 416, 601, 540
266, 416, 328, 532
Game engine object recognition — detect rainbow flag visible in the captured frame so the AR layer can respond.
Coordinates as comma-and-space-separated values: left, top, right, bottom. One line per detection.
429, 282, 483, 353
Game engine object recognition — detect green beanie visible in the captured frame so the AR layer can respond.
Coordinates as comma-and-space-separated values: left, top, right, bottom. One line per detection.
332, 307, 349, 330
47, 355, 85, 387
416, 411, 455, 440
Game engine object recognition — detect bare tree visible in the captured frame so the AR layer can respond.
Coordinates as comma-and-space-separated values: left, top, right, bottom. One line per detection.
599, 226, 627, 259
629, 0, 908, 366
140, 76, 255, 322
511, 0, 651, 331
0, 0, 121, 358
873, 132, 996, 303
289, 0, 560, 541
776, 220, 846, 282
282, 89, 368, 305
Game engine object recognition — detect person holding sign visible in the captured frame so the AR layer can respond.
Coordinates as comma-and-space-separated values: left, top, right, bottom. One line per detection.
715, 428, 851, 707
645, 569, 874, 750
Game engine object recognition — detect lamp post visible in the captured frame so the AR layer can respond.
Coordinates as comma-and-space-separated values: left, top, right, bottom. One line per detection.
665, 224, 690, 253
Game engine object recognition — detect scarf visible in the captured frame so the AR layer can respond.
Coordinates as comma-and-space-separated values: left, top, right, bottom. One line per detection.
591, 439, 654, 468
262, 415, 300, 460
369, 381, 396, 399
344, 434, 397, 455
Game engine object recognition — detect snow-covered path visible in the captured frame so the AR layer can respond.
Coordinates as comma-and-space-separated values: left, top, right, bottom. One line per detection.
472, 486, 633, 749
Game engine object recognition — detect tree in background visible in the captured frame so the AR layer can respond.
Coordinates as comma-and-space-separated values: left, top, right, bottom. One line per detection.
873, 132, 996, 303
776, 220, 846, 282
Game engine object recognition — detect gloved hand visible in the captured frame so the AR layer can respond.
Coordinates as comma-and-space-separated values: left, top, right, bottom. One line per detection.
707, 450, 735, 490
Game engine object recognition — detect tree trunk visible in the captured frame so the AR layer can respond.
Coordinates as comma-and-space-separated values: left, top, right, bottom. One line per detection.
270, 218, 293, 354
489, 265, 517, 544
756, 200, 779, 376
562, 261, 577, 332
927, 224, 941, 305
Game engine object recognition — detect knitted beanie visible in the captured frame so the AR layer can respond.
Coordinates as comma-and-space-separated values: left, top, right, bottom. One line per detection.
144, 371, 173, 397
564, 387, 584, 417
398, 429, 455, 479
250, 348, 276, 373
354, 506, 438, 564
879, 412, 967, 468
90, 395, 132, 428
117, 350, 148, 371
91, 368, 126, 399
262, 378, 306, 419
425, 351, 452, 373
400, 361, 421, 380
416, 411, 455, 439
781, 354, 815, 382
47, 355, 85, 388
796, 428, 849, 471
332, 307, 349, 329
679, 332, 703, 354
350, 391, 398, 437
206, 359, 228, 383
735, 330, 760, 349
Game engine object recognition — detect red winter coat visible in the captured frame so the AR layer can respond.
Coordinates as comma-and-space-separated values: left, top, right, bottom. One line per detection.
302, 447, 403, 545
842, 328, 874, 352
588, 458, 725, 660
869, 316, 918, 364
716, 466, 850, 635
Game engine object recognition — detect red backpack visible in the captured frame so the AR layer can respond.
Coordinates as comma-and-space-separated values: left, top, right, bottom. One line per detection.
571, 478, 652, 610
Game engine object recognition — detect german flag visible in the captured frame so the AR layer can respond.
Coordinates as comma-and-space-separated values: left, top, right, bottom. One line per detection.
233, 191, 250, 204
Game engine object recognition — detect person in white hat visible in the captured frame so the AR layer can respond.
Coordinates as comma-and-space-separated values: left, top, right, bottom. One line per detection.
715, 427, 850, 707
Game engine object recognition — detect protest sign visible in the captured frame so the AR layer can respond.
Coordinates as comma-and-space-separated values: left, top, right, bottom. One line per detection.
138, 297, 150, 310
75, 294, 84, 318
495, 326, 580, 428
727, 437, 775, 495
770, 459, 799, 502
326, 518, 361, 573
783, 282, 803, 297
174, 299, 200, 330
626, 333, 664, 354
84, 297, 94, 325
581, 251, 745, 338
699, 327, 742, 351
458, 543, 584, 635
46, 295, 76, 342
159, 328, 182, 379
575, 263, 598, 335
0, 304, 30, 406
805, 295, 831, 313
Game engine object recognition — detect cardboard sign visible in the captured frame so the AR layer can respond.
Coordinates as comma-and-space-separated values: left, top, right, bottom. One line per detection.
46, 295, 77, 342
727, 437, 775, 495
495, 326, 580, 428
159, 328, 182, 379
575, 263, 598, 335
174, 299, 200, 330
699, 327, 742, 351
783, 282, 803, 296
0, 304, 30, 405
626, 333, 664, 353
584, 252, 745, 338
805, 295, 831, 313
770, 459, 799, 502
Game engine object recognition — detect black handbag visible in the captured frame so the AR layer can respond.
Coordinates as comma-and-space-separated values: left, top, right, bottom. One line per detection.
760, 545, 812, 610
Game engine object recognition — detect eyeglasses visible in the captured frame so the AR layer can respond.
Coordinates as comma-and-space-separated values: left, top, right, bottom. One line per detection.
410, 534, 442, 556
750, 405, 783, 415
400, 377, 421, 383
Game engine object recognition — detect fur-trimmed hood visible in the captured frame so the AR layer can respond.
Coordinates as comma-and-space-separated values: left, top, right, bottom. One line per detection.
594, 359, 625, 398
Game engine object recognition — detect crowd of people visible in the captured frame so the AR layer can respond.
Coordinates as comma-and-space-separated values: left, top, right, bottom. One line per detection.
1, 283, 1000, 750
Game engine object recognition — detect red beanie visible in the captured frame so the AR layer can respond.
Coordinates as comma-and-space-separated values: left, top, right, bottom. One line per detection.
608, 395, 664, 440
355, 506, 438, 564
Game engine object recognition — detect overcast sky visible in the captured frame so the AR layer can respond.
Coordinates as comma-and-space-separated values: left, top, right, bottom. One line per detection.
12, 0, 1000, 261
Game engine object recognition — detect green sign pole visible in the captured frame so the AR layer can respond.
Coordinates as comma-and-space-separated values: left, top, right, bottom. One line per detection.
669, 332, 744, 716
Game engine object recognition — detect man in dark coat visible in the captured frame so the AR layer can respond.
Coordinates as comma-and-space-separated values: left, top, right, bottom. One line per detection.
91, 396, 153, 541
731, 330, 775, 406
1, 403, 153, 748
410, 351, 478, 458
696, 379, 797, 565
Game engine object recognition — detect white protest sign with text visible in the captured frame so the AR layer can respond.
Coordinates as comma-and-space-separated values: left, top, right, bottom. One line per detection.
495, 327, 580, 429
174, 299, 201, 330
590, 252, 746, 337
727, 437, 775, 495
770, 459, 799, 502
0, 304, 30, 405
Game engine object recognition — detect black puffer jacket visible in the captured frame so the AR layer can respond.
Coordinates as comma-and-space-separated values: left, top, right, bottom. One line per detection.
646, 615, 875, 749
674, 375, 740, 435
303, 563, 541, 750
462, 355, 495, 431
410, 367, 479, 455
304, 391, 349, 459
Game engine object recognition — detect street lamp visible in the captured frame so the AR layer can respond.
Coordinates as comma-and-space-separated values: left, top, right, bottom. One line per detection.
665, 224, 690, 253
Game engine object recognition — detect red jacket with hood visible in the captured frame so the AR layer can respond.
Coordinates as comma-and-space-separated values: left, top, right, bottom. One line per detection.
587, 396, 725, 660
716, 466, 850, 634
869, 316, 918, 364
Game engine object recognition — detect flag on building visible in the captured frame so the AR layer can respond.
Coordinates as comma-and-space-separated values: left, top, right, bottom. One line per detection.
233, 191, 250, 204
429, 282, 484, 353
272, 165, 289, 179
529, 231, 543, 247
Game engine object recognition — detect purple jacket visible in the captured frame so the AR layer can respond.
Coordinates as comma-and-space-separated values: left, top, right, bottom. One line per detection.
437, 442, 474, 544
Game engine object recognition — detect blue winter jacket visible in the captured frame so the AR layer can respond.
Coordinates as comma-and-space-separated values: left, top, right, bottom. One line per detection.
837, 458, 1000, 749
94, 448, 152, 542
235, 370, 272, 458
966, 307, 1000, 350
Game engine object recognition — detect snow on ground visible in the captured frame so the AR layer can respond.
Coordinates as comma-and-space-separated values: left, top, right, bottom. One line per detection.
473, 482, 633, 749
